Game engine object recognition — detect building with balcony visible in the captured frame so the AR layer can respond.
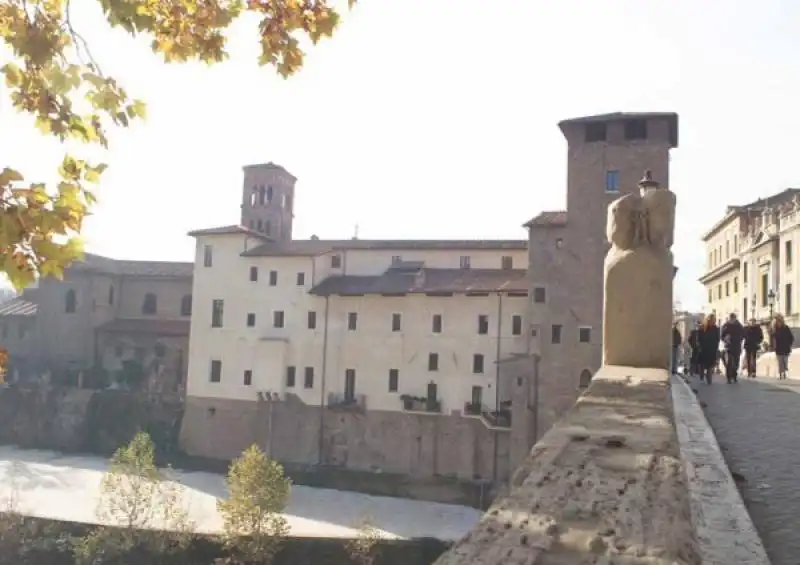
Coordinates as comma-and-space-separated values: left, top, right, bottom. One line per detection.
700, 188, 800, 327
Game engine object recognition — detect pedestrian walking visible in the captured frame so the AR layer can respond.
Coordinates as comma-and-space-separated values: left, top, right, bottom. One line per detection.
698, 314, 721, 384
688, 321, 701, 376
721, 313, 745, 383
743, 318, 764, 378
672, 324, 682, 375
771, 314, 795, 379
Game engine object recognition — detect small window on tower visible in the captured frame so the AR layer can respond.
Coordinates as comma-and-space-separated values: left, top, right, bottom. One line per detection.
585, 122, 607, 142
624, 119, 647, 140
267, 185, 274, 203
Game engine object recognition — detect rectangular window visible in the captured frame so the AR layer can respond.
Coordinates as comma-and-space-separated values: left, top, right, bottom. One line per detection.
734, 277, 738, 293
743, 298, 748, 319
432, 314, 442, 333
388, 369, 399, 392
743, 262, 748, 283
725, 281, 730, 297
286, 366, 296, 387
428, 353, 439, 371
304, 367, 314, 388
725, 240, 730, 259
579, 327, 591, 343
472, 354, 484, 374
246, 313, 256, 327
331, 254, 342, 268
249, 266, 258, 282
501, 256, 513, 270
391, 255, 402, 264
533, 287, 546, 303
708, 289, 712, 303
624, 118, 647, 140
605, 170, 620, 192
296, 272, 306, 285
243, 370, 252, 386
391, 313, 402, 332
269, 270, 278, 286
477, 315, 489, 335
761, 273, 769, 307
344, 369, 356, 401
459, 255, 471, 269
511, 315, 522, 336
786, 240, 793, 267
787, 283, 793, 314
273, 310, 285, 328
210, 360, 222, 382
307, 310, 317, 329
211, 299, 224, 328
585, 122, 607, 142
203, 245, 213, 267
551, 324, 562, 344
348, 312, 358, 331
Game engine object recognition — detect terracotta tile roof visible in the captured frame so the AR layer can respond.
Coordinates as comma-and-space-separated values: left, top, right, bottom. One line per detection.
310, 268, 528, 296
97, 318, 190, 336
242, 239, 528, 257
187, 224, 271, 239
70, 253, 193, 278
0, 298, 37, 317
523, 211, 567, 228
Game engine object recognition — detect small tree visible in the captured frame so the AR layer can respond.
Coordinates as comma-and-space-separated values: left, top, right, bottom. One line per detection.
217, 444, 291, 564
73, 431, 194, 564
344, 515, 383, 565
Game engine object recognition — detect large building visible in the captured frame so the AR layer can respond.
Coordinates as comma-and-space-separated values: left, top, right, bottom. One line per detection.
180, 112, 679, 480
701, 188, 800, 325
0, 255, 192, 392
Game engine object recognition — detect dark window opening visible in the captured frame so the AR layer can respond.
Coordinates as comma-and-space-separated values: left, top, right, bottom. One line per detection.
269, 270, 278, 286
477, 315, 489, 335
585, 122, 607, 142
624, 118, 648, 140
142, 293, 157, 315
511, 315, 523, 336
246, 313, 256, 327
551, 324, 562, 344
210, 360, 222, 382
250, 266, 258, 282
296, 272, 306, 285
211, 299, 224, 328
203, 245, 213, 267
108, 286, 115, 305
391, 313, 402, 332
65, 289, 77, 313
533, 287, 546, 303
432, 314, 442, 333
273, 310, 285, 328
348, 312, 358, 331
286, 366, 296, 387
388, 369, 399, 392
243, 370, 252, 386
501, 256, 513, 270
472, 354, 484, 374
181, 294, 192, 316
428, 353, 439, 371
579, 327, 591, 343
307, 310, 317, 329
304, 367, 314, 388
331, 254, 342, 268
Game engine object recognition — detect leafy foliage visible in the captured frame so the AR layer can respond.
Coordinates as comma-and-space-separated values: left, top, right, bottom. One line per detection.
217, 444, 291, 564
344, 514, 384, 565
73, 431, 194, 564
0, 0, 356, 291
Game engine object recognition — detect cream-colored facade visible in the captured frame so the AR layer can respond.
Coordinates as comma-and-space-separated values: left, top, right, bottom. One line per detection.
700, 189, 800, 325
186, 232, 530, 414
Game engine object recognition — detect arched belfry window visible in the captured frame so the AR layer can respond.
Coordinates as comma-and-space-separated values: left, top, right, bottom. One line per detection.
249, 189, 256, 206
65, 289, 77, 313
257, 185, 266, 205
142, 292, 158, 315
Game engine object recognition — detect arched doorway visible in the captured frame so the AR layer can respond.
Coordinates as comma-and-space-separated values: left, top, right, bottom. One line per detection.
579, 369, 593, 389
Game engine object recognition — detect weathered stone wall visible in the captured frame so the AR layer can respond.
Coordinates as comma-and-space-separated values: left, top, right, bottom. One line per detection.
180, 396, 510, 483
0, 386, 183, 455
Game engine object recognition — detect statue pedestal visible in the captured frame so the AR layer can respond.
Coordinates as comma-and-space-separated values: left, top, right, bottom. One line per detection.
603, 245, 674, 370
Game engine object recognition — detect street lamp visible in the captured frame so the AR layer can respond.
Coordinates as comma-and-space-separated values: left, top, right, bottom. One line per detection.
768, 289, 776, 319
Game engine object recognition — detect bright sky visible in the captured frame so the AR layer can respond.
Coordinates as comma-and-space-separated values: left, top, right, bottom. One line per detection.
2, 0, 800, 311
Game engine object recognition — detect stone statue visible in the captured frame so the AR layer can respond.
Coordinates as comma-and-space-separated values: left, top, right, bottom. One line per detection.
603, 170, 676, 370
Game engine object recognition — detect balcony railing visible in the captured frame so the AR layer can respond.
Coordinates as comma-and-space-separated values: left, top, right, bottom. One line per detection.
462, 401, 512, 428
400, 394, 441, 413
327, 392, 366, 411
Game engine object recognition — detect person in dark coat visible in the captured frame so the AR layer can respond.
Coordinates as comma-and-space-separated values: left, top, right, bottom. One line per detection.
688, 321, 701, 376
672, 325, 682, 374
771, 314, 795, 379
720, 313, 745, 383
697, 314, 721, 384
743, 318, 764, 378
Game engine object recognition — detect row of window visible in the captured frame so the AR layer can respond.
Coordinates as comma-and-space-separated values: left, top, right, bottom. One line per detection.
584, 119, 649, 144
247, 184, 292, 210
210, 299, 528, 336
64, 289, 193, 316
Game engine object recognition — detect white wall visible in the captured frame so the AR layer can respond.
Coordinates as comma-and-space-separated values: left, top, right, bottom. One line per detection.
186, 236, 529, 412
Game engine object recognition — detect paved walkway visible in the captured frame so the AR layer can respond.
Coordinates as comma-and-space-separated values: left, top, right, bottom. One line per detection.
695, 375, 800, 565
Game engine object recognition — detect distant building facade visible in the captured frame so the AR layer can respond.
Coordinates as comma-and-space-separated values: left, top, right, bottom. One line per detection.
0, 255, 192, 392
700, 188, 800, 326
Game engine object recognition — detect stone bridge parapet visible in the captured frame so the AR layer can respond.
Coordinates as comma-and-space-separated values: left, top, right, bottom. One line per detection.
433, 366, 770, 565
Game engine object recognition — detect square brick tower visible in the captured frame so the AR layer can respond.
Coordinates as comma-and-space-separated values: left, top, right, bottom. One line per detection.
523, 112, 679, 441
240, 162, 297, 242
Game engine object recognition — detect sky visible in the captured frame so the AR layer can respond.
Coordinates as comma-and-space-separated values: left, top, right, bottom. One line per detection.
2, 0, 800, 311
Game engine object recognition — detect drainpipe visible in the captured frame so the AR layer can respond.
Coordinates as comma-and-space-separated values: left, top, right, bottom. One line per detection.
317, 294, 330, 465
492, 292, 503, 482
532, 353, 540, 444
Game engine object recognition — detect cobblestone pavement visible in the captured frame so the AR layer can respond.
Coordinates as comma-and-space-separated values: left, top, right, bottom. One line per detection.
695, 375, 800, 565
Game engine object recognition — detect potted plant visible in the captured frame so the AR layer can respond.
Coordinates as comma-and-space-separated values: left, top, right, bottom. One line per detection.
400, 394, 414, 410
